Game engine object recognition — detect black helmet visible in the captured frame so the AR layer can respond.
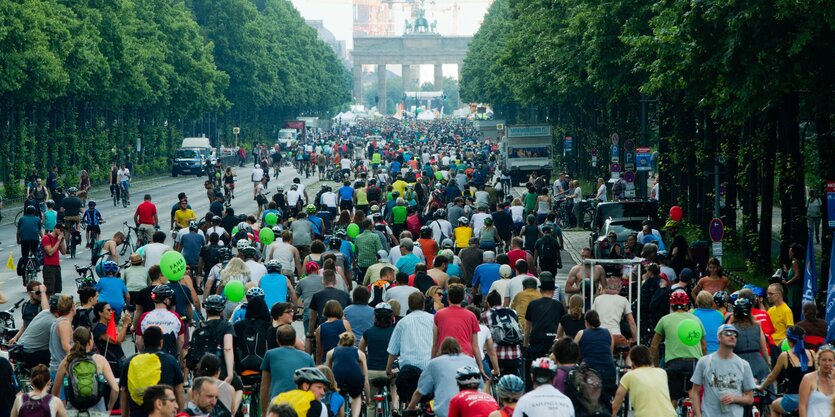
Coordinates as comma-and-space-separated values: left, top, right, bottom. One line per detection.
151, 284, 175, 302
419, 225, 432, 238
733, 297, 752, 318
328, 236, 342, 249
713, 290, 729, 308
218, 247, 233, 262
204, 295, 226, 314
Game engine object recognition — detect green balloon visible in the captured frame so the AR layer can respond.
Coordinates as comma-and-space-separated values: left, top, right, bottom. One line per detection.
232, 227, 239, 236
347, 223, 360, 239
265, 213, 278, 226
160, 251, 186, 282
676, 319, 703, 346
259, 227, 275, 245
781, 339, 790, 352
224, 280, 245, 303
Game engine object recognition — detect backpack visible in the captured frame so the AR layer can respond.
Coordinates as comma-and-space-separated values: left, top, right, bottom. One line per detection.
186, 320, 226, 370
538, 236, 562, 269
433, 220, 448, 242
19, 394, 52, 417
237, 320, 269, 372
553, 364, 578, 394
127, 353, 163, 405
489, 308, 522, 346
565, 365, 611, 417
66, 354, 106, 410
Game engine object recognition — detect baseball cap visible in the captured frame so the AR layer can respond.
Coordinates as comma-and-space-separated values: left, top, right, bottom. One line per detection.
499, 264, 513, 278
717, 324, 739, 337
483, 251, 496, 260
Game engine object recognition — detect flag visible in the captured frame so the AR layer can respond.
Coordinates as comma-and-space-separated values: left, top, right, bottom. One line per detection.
825, 239, 835, 343
803, 230, 817, 319
5, 251, 13, 271
106, 314, 118, 341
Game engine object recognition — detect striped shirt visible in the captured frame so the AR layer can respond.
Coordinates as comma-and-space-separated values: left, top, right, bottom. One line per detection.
387, 309, 435, 371
481, 308, 523, 360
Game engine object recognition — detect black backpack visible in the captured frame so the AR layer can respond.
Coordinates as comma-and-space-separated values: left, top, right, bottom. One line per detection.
490, 308, 523, 346
565, 365, 612, 417
236, 320, 270, 373
538, 236, 563, 269
186, 320, 226, 370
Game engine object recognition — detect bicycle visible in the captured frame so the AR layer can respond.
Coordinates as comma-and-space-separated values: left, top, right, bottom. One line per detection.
240, 371, 261, 417
0, 299, 26, 344
613, 345, 631, 417
1, 344, 32, 394
23, 249, 41, 286
370, 377, 393, 417
120, 221, 138, 257
677, 397, 694, 417
65, 218, 83, 259
75, 264, 96, 289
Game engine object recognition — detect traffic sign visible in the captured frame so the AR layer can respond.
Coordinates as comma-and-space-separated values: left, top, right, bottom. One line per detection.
709, 218, 725, 242
625, 182, 636, 198
712, 242, 723, 257
611, 145, 619, 163
636, 147, 651, 172
591, 156, 597, 167
624, 171, 635, 183
611, 133, 620, 145
564, 137, 573, 153
233, 127, 240, 134
611, 163, 621, 173
624, 152, 635, 172
624, 140, 635, 152
828, 181, 835, 229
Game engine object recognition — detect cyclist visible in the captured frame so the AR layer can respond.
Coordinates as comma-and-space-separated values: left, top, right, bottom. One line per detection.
96, 260, 130, 317
325, 332, 369, 417
487, 375, 525, 417
405, 337, 479, 417
513, 357, 573, 417
650, 291, 704, 408
43, 200, 57, 233
689, 324, 755, 417
612, 345, 676, 417
93, 231, 126, 269
61, 187, 83, 232
269, 367, 329, 417
447, 365, 498, 417
134, 194, 159, 246
118, 163, 132, 205
84, 200, 103, 248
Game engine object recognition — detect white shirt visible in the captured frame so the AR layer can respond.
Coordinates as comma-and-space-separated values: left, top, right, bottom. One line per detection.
205, 226, 227, 246
287, 190, 303, 206
513, 384, 575, 417
142, 243, 173, 268
428, 219, 453, 242
176, 228, 205, 244
650, 182, 659, 200
384, 285, 421, 317
591, 293, 631, 335
117, 168, 131, 183
507, 274, 540, 302
251, 168, 263, 183
572, 187, 583, 203
245, 260, 267, 286
596, 184, 608, 201
441, 156, 450, 166
471, 212, 490, 238
265, 240, 296, 273
320, 192, 338, 208
340, 158, 352, 170
488, 279, 512, 302
509, 206, 525, 223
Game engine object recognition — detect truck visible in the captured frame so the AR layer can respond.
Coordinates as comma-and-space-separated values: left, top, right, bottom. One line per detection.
172, 136, 215, 177
500, 125, 553, 185
473, 119, 505, 143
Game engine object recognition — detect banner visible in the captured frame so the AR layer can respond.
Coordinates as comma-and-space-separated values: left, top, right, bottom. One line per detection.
824, 239, 835, 343
802, 231, 817, 319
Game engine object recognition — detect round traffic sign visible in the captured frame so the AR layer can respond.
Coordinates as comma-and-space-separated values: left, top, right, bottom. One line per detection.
611, 133, 620, 145
624, 140, 635, 152
709, 218, 724, 242
611, 163, 621, 173
624, 171, 635, 183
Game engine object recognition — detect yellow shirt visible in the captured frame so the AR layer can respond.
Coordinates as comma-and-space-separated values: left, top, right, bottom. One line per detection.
173, 209, 197, 229
454, 226, 473, 248
272, 389, 314, 417
619, 367, 676, 417
392, 180, 408, 196
768, 302, 794, 345
511, 289, 541, 331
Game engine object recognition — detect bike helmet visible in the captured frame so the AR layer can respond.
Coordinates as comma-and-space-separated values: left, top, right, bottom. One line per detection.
46, 200, 55, 209
218, 247, 233, 262
87, 200, 96, 207
496, 375, 525, 400
733, 297, 752, 318
419, 225, 432, 238
67, 187, 78, 194
290, 184, 299, 190
151, 284, 175, 302
530, 357, 557, 383
328, 236, 342, 249
374, 302, 393, 317
713, 290, 729, 308
335, 228, 347, 238
204, 295, 226, 314
246, 286, 265, 299
391, 191, 400, 198
670, 290, 690, 308
306, 204, 316, 214
457, 216, 469, 225
101, 260, 119, 275
729, 290, 740, 305
188, 220, 199, 230
455, 365, 482, 387
750, 286, 766, 299
293, 367, 329, 385
241, 246, 257, 257
277, 184, 285, 191
265, 259, 282, 273
236, 239, 251, 251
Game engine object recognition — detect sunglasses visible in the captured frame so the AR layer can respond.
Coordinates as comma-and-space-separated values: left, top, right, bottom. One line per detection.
29, 290, 41, 295
721, 331, 738, 337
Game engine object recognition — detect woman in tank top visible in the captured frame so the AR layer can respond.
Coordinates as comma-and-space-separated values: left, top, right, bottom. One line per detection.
326, 332, 368, 417
798, 346, 835, 417
759, 326, 815, 416
51, 327, 119, 416
574, 310, 617, 397
315, 300, 353, 365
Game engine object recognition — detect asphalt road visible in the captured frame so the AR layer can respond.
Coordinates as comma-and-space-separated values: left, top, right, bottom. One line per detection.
0, 164, 323, 327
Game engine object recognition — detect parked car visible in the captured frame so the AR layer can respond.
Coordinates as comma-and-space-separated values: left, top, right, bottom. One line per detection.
591, 218, 646, 259
588, 200, 660, 253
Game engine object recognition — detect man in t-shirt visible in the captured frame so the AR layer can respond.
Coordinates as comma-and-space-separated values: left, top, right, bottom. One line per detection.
447, 365, 498, 417
179, 222, 206, 274
651, 291, 705, 407
471, 251, 500, 304
689, 324, 755, 417
40, 224, 66, 295
432, 284, 486, 377
307, 270, 350, 337
136, 285, 186, 360
591, 279, 636, 347
513, 357, 574, 417
260, 324, 316, 414
120, 326, 185, 417
767, 283, 794, 347
524, 278, 564, 387
134, 194, 159, 245
533, 225, 562, 276
406, 337, 480, 417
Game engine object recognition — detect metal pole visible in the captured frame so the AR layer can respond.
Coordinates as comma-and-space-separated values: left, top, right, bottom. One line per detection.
637, 262, 642, 345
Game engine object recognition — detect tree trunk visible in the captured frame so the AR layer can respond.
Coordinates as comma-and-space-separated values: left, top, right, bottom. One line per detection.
758, 108, 778, 274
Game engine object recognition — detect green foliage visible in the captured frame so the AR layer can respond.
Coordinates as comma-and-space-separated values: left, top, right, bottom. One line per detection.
0, 0, 350, 192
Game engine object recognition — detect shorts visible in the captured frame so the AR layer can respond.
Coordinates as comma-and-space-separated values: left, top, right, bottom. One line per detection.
781, 394, 799, 413
666, 358, 697, 401
86, 225, 101, 234
340, 200, 353, 211
120, 180, 130, 191
137, 224, 155, 243
42, 265, 62, 296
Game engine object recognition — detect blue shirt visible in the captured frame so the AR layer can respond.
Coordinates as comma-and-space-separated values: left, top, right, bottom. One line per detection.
338, 186, 354, 202
395, 253, 421, 275
692, 307, 725, 353
17, 215, 42, 241
472, 263, 501, 295
447, 263, 462, 278
261, 346, 315, 398
387, 310, 435, 370
344, 304, 374, 347
390, 161, 402, 174
307, 215, 324, 236
261, 273, 289, 308
180, 232, 205, 265
44, 210, 58, 231
96, 277, 128, 315
84, 209, 102, 226
339, 240, 354, 265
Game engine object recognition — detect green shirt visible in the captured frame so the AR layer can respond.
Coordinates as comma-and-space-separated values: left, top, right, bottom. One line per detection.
355, 230, 383, 268
524, 192, 538, 212
654, 311, 705, 361
391, 206, 408, 224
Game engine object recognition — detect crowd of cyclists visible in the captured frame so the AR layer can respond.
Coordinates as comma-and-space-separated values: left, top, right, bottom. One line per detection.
3, 118, 831, 417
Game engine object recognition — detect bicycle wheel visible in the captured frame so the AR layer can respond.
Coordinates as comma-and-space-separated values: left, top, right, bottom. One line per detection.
120, 239, 134, 257
69, 238, 76, 259
14, 210, 23, 226
249, 386, 260, 417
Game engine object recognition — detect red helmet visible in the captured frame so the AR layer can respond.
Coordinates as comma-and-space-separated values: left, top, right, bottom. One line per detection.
670, 290, 690, 306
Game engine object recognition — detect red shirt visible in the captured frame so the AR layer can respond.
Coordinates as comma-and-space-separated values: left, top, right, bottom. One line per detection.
434, 305, 480, 357
507, 249, 527, 270
41, 234, 61, 267
447, 390, 498, 417
753, 307, 776, 346
135, 201, 158, 225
